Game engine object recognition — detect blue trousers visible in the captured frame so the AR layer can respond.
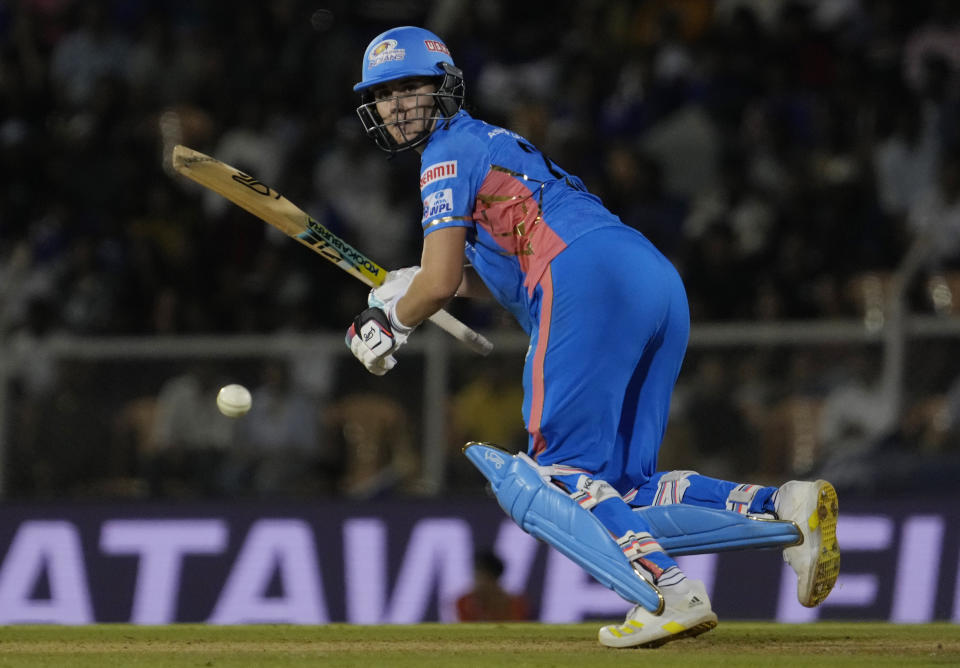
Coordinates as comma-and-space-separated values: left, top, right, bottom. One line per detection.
521, 226, 775, 565
523, 225, 688, 492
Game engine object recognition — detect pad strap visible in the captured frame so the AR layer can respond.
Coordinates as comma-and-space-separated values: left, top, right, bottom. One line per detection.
617, 530, 661, 560
530, 459, 591, 480
571, 475, 621, 510
726, 484, 762, 515
652, 470, 697, 505
519, 454, 620, 510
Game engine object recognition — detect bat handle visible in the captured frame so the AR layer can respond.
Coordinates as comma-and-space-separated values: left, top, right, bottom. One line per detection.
427, 310, 494, 356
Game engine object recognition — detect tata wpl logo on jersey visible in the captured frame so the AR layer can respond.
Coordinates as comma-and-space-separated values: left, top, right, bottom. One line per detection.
368, 39, 404, 67
422, 189, 454, 221
420, 161, 457, 189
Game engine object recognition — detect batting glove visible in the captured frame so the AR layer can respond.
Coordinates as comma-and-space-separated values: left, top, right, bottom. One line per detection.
345, 306, 413, 376
346, 267, 420, 375
369, 266, 420, 311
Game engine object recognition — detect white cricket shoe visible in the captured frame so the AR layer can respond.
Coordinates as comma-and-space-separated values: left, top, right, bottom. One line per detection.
775, 479, 840, 607
598, 579, 718, 649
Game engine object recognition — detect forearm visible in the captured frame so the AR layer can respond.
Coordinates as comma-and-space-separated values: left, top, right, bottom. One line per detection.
395, 271, 454, 327
394, 265, 491, 326
393, 226, 468, 327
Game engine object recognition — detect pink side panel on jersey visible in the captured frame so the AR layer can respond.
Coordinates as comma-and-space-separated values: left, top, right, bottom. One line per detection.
528, 265, 554, 458
473, 169, 567, 295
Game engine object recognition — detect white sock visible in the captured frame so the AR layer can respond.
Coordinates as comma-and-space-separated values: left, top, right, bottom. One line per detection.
656, 565, 687, 588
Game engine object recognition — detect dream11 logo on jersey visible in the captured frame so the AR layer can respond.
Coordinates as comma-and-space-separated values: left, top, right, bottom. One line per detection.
420, 161, 457, 189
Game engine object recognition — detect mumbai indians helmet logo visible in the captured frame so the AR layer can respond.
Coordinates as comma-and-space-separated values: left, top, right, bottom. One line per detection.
368, 39, 405, 68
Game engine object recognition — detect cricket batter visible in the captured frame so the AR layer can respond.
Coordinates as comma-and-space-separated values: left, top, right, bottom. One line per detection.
345, 26, 840, 647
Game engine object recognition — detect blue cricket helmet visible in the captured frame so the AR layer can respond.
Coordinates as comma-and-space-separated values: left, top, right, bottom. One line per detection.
354, 26, 456, 92
354, 26, 465, 154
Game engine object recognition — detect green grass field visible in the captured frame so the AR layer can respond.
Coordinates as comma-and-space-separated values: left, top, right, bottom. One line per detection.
1, 623, 958, 667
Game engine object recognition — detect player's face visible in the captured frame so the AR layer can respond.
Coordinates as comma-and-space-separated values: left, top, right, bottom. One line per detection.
372, 78, 438, 145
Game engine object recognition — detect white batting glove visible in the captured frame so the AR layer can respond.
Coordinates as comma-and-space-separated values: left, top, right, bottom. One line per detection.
345, 267, 420, 375
369, 266, 420, 312
345, 307, 412, 376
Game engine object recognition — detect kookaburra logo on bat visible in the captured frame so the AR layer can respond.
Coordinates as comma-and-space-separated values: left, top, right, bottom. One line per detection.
299, 218, 383, 278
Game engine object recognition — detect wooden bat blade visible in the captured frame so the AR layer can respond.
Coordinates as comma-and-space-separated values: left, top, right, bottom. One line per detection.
171, 145, 494, 355
171, 144, 386, 287
171, 145, 302, 237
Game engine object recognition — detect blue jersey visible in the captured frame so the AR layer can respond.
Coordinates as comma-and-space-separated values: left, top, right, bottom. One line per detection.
418, 111, 688, 494
418, 111, 623, 330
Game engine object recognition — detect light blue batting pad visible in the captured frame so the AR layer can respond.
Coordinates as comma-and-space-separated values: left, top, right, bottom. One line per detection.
634, 505, 801, 555
464, 443, 662, 611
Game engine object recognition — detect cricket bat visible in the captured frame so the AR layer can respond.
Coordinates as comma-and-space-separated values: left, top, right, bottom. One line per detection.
171, 144, 493, 355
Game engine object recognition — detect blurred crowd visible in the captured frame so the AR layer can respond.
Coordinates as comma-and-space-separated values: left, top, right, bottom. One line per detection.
3, 0, 960, 499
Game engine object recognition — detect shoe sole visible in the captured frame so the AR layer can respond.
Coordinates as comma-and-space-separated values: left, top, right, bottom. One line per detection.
640, 618, 718, 649
805, 480, 841, 607
600, 615, 718, 649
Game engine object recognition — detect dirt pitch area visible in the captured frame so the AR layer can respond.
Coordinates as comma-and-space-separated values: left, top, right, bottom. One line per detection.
0, 622, 958, 667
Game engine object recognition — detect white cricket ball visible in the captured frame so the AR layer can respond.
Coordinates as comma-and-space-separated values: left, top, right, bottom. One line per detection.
217, 383, 252, 418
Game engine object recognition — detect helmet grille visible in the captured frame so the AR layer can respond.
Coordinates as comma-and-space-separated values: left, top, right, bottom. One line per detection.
355, 64, 464, 155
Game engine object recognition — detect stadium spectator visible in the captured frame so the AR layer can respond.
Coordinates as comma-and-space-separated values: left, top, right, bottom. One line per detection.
455, 550, 530, 622
2, 0, 960, 500
0, 0, 954, 334
326, 388, 420, 499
